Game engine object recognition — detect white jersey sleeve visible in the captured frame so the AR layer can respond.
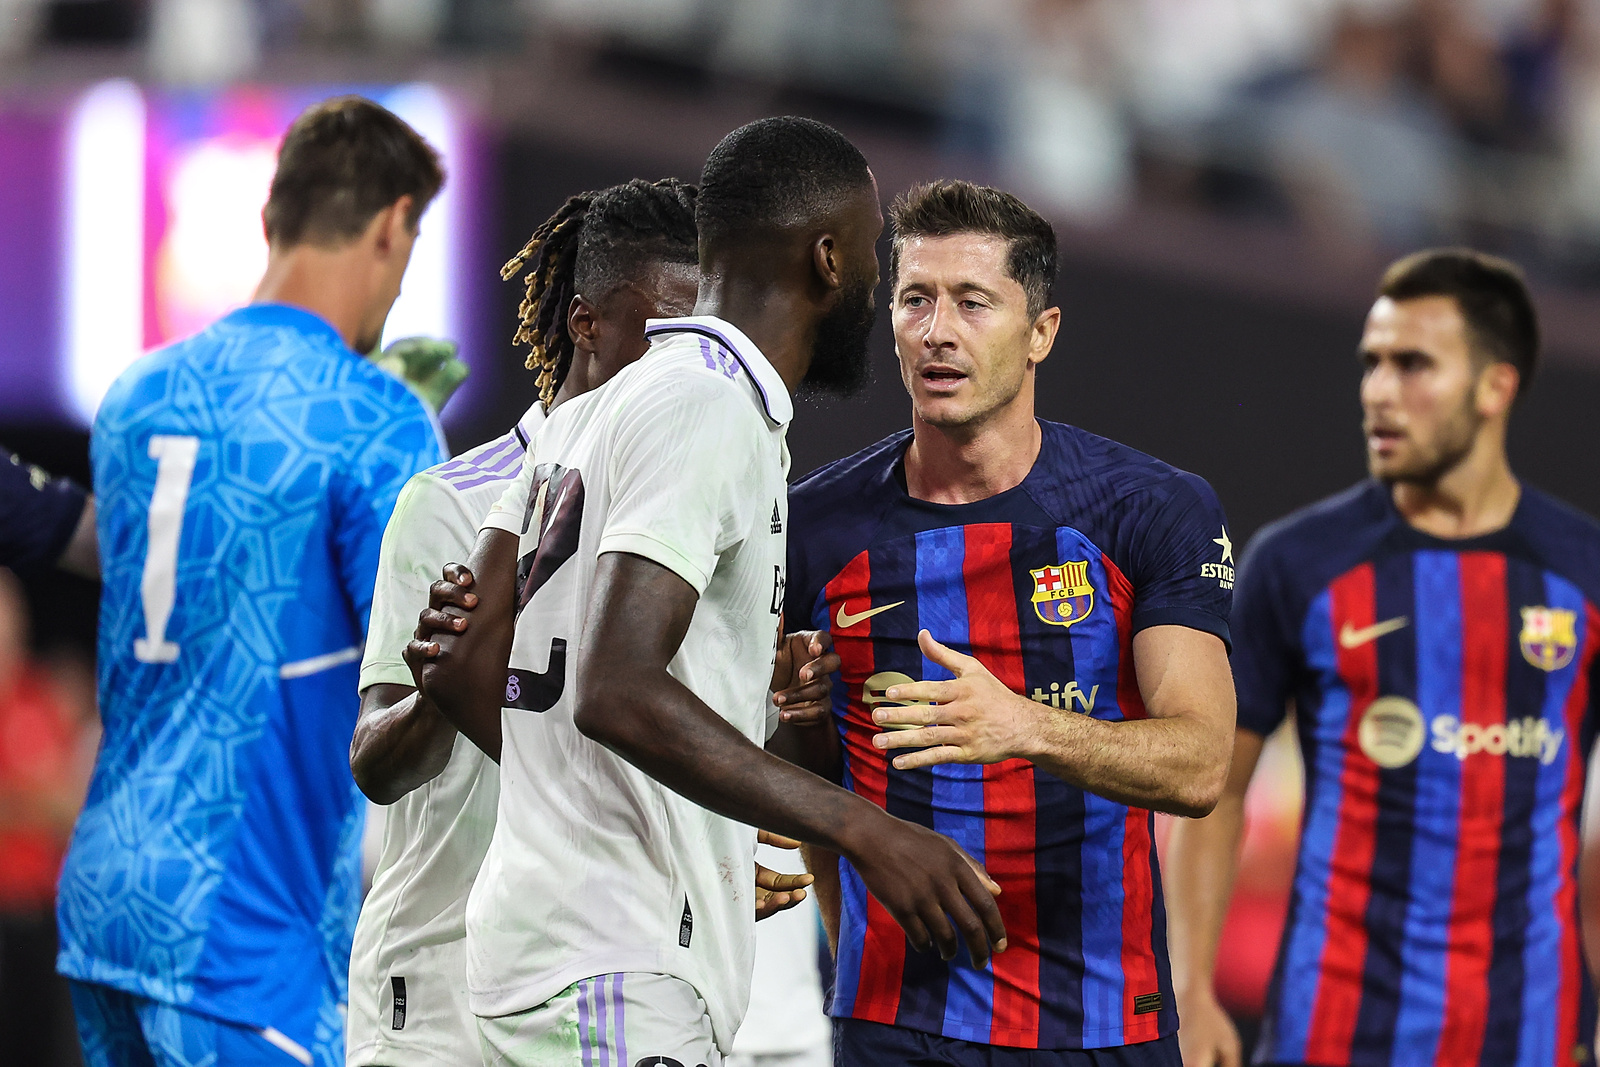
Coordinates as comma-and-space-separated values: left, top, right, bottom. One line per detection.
481, 451, 537, 538
598, 376, 767, 594
360, 471, 480, 691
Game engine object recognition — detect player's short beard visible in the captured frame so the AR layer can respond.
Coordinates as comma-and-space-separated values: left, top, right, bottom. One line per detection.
802, 274, 876, 397
1375, 390, 1483, 487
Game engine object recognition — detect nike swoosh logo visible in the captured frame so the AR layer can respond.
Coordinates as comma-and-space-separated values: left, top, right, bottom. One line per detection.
835, 600, 905, 629
1339, 617, 1409, 649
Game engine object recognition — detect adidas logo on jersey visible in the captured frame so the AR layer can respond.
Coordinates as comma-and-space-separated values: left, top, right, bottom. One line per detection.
770, 501, 782, 534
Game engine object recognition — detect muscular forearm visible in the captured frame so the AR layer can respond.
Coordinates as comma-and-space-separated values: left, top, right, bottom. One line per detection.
1022, 709, 1232, 817
580, 671, 894, 864
350, 683, 459, 805
421, 528, 519, 760
766, 720, 842, 782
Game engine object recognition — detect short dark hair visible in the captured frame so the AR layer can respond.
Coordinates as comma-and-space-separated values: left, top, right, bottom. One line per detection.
1378, 247, 1539, 394
890, 180, 1058, 317
263, 95, 445, 247
697, 116, 872, 242
501, 178, 699, 407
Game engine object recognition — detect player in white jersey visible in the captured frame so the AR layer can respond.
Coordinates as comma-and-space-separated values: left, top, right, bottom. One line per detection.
410, 117, 1008, 1067
347, 179, 825, 1067
346, 180, 710, 1066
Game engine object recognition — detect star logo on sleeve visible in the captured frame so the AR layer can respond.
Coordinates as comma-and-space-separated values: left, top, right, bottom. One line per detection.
1203, 527, 1235, 589
1213, 527, 1234, 565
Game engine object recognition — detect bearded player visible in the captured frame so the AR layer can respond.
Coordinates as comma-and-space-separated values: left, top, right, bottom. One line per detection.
347, 178, 719, 1067
1166, 248, 1600, 1067
412, 118, 1008, 1067
782, 180, 1237, 1067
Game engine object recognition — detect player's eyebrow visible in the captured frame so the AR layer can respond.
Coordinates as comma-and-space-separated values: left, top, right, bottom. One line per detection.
896, 278, 1006, 303
1356, 346, 1431, 365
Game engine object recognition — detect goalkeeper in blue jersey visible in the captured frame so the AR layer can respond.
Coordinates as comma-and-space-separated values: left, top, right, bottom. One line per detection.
57, 96, 449, 1067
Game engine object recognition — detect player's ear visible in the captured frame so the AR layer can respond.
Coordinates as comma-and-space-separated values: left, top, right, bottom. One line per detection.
1476, 359, 1519, 418
812, 234, 844, 294
374, 195, 414, 257
1028, 306, 1061, 369
567, 294, 600, 355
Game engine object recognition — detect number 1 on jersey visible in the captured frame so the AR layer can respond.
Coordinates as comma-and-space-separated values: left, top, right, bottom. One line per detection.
134, 434, 199, 664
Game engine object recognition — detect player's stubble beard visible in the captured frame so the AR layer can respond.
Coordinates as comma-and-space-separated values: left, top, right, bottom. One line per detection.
1370, 384, 1483, 488
802, 272, 877, 397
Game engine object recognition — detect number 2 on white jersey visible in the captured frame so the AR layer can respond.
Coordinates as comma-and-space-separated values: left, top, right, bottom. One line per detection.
134, 434, 199, 664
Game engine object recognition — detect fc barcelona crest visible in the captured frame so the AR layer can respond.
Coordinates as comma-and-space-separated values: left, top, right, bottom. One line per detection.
1520, 606, 1578, 672
1030, 561, 1095, 628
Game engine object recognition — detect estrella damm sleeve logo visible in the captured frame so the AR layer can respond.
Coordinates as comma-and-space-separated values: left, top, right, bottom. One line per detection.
1030, 561, 1095, 628
1519, 606, 1578, 672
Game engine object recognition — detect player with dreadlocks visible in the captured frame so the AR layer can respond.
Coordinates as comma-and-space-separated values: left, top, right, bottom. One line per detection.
344, 176, 833, 1067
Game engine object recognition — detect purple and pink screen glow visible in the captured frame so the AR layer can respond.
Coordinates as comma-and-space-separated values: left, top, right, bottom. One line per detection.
0, 81, 489, 430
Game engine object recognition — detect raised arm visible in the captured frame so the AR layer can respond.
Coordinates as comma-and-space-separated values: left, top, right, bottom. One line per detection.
873, 625, 1235, 817
575, 550, 1008, 967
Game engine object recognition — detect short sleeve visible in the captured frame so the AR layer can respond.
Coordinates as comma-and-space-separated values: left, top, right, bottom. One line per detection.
1230, 529, 1299, 737
1126, 471, 1234, 649
598, 373, 766, 594
482, 452, 538, 537
0, 448, 88, 570
331, 392, 446, 634
359, 472, 477, 691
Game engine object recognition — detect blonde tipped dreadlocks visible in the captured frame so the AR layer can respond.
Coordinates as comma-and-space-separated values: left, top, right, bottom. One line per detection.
501, 178, 700, 409
501, 192, 594, 409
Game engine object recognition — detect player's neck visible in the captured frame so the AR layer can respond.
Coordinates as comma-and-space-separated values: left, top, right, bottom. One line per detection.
693, 267, 818, 394
253, 245, 377, 354
904, 403, 1042, 505
1390, 432, 1520, 540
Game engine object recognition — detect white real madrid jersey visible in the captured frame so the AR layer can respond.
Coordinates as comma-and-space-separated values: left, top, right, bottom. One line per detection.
470, 316, 791, 1053
347, 405, 542, 1067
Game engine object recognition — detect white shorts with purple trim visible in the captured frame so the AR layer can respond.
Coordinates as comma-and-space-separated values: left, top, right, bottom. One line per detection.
477, 972, 722, 1067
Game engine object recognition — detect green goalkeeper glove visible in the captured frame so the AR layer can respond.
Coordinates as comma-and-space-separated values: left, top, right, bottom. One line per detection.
371, 336, 470, 416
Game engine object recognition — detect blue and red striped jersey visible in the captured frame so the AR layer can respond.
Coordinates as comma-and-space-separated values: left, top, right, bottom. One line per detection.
1233, 480, 1600, 1067
786, 421, 1233, 1050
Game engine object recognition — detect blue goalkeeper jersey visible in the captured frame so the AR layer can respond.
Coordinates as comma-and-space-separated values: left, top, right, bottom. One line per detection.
57, 304, 445, 1044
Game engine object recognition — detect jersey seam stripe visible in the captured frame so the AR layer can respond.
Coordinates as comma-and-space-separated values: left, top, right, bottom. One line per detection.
258, 1026, 313, 1065
279, 645, 361, 679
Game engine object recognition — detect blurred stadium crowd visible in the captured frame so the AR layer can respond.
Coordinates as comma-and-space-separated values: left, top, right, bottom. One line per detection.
9, 0, 1600, 275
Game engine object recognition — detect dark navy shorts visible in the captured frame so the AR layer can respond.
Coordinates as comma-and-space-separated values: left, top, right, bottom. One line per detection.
833, 1017, 1181, 1067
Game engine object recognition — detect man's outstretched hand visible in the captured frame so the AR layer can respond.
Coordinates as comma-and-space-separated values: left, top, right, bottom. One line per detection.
870, 630, 1041, 770
845, 809, 1007, 966
754, 830, 814, 921
770, 630, 840, 726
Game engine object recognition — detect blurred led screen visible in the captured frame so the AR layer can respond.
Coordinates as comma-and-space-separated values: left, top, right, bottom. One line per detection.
0, 80, 480, 427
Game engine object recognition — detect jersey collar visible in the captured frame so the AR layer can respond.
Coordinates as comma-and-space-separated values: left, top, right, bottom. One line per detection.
227, 303, 350, 352
643, 316, 793, 428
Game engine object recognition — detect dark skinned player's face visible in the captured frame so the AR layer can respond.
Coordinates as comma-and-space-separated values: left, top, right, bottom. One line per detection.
1358, 295, 1502, 484
803, 178, 883, 396
571, 260, 699, 393
892, 233, 1056, 430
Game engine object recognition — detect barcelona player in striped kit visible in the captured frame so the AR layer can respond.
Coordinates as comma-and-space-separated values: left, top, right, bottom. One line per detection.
783, 181, 1238, 1066
1166, 249, 1600, 1067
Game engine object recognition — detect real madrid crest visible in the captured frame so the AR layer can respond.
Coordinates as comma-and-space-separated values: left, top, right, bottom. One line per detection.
1520, 606, 1578, 672
1030, 560, 1095, 628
